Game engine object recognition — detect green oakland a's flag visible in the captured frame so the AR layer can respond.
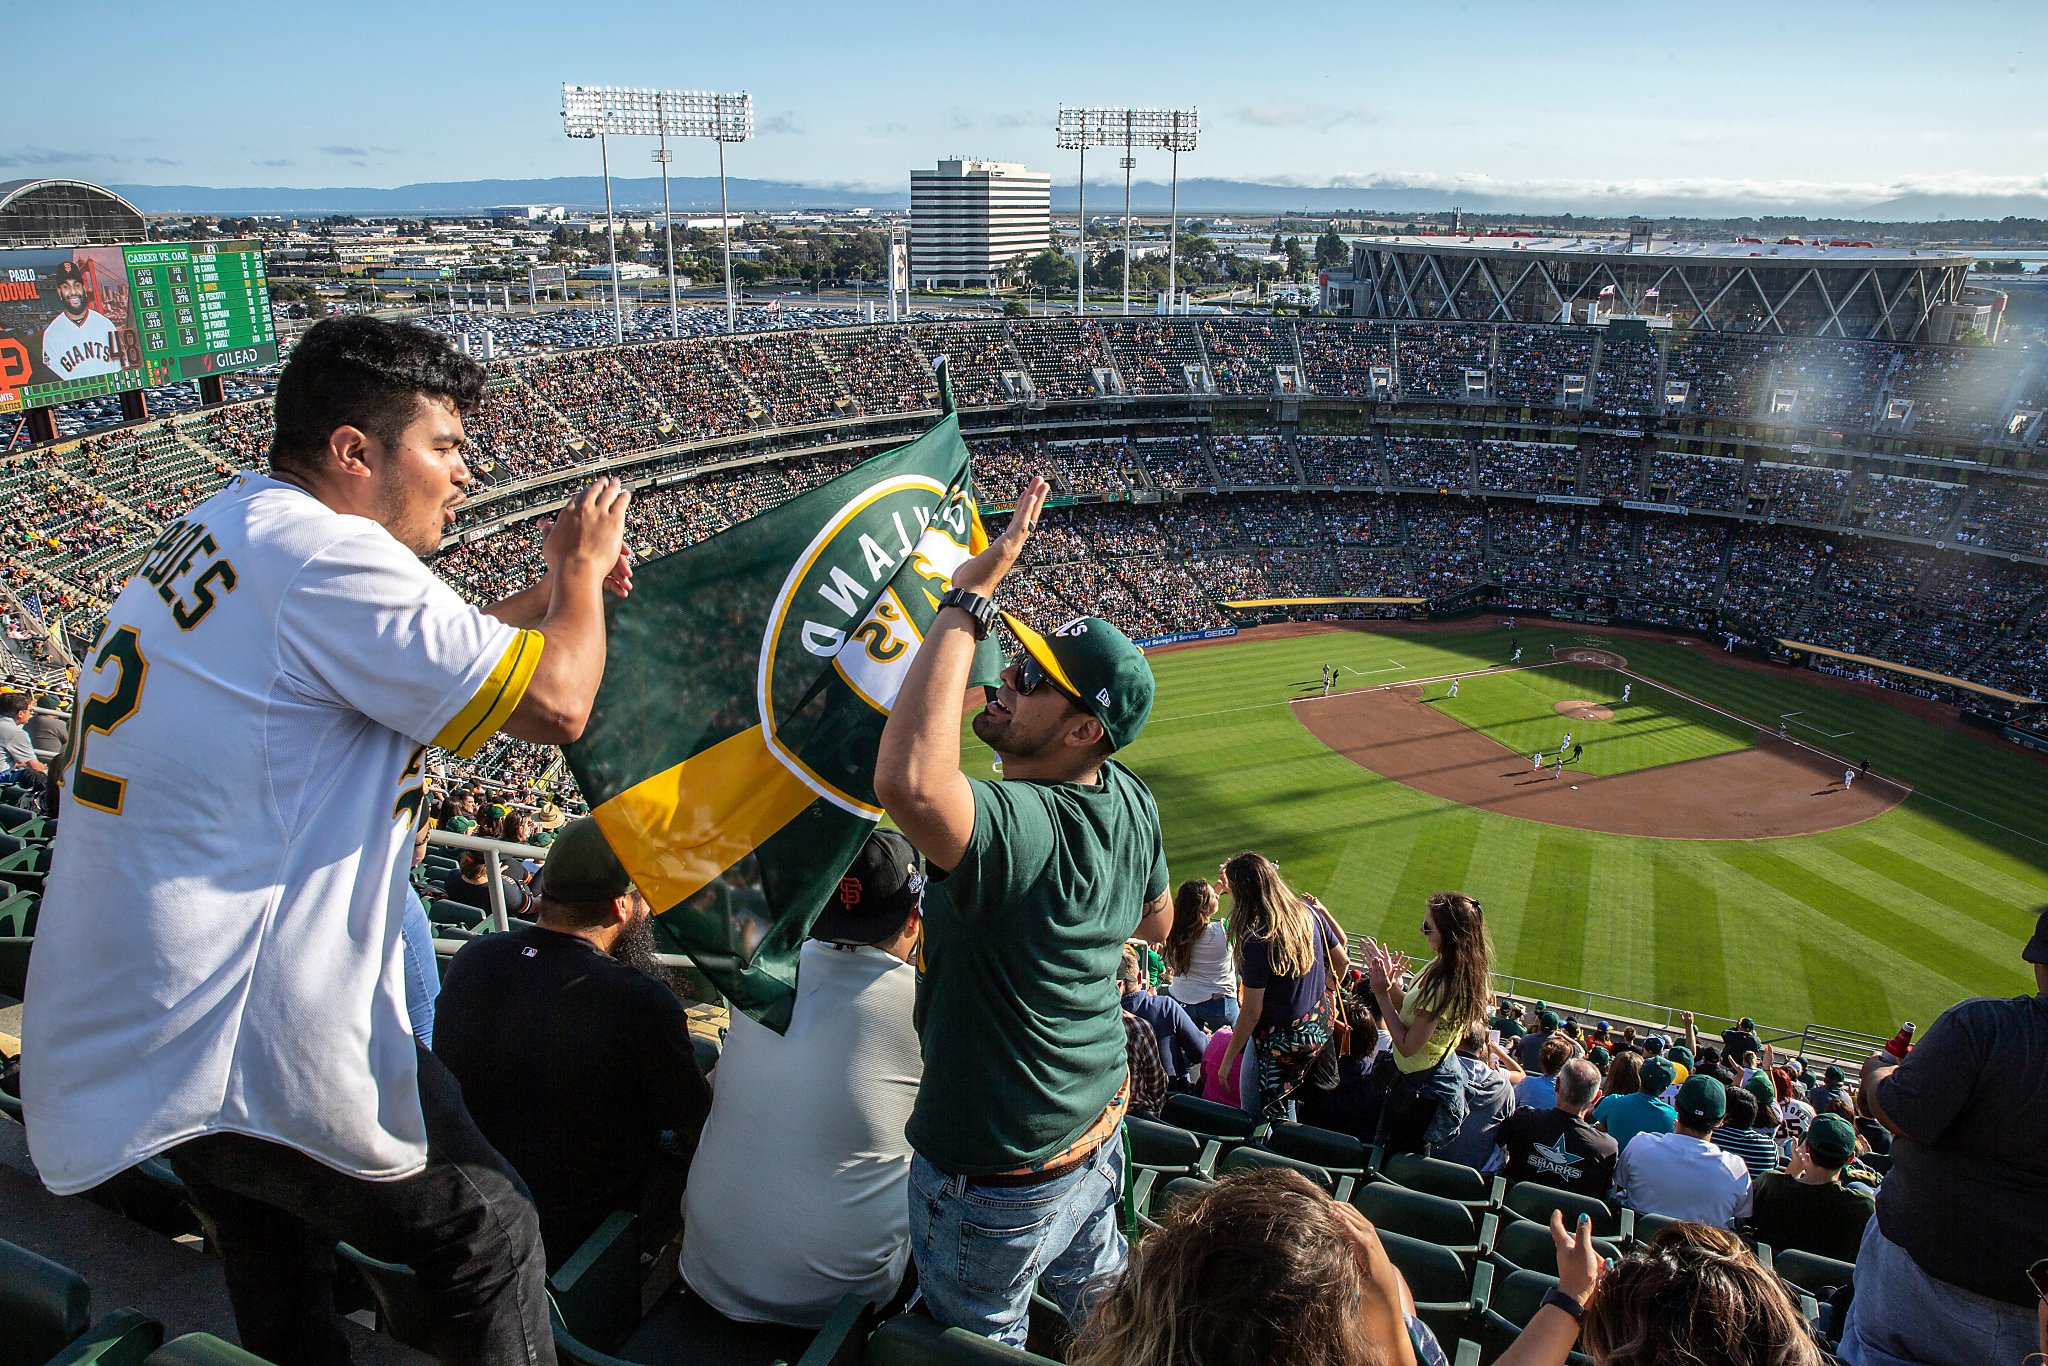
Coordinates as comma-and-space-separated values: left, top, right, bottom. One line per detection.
564, 411, 999, 1030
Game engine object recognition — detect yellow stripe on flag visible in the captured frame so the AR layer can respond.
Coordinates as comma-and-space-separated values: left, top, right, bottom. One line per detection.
592, 724, 819, 911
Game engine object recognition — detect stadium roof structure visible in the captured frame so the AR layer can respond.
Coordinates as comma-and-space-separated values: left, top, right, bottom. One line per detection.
0, 178, 149, 249
1345, 235, 1981, 341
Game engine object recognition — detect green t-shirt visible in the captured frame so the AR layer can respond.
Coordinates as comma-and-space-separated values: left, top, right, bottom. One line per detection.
1748, 1172, 1875, 1264
908, 759, 1169, 1176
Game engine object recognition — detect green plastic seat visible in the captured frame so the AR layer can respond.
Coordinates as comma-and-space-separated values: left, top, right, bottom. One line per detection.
1503, 1181, 1629, 1240
42, 1309, 164, 1366
141, 1335, 275, 1366
862, 1313, 1061, 1364
1769, 1246, 1855, 1300
1352, 1181, 1493, 1256
1488, 1216, 1621, 1278
0, 891, 36, 937
1219, 1144, 1346, 1196
1133, 1174, 1215, 1234
0, 1236, 89, 1366
1382, 1151, 1500, 1209
1158, 1093, 1258, 1151
1477, 1269, 1592, 1366
1375, 1230, 1493, 1346
1124, 1116, 1216, 1177
1262, 1120, 1372, 1178
1628, 1210, 1685, 1245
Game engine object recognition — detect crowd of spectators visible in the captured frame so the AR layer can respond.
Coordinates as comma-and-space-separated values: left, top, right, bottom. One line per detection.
1477, 441, 1579, 496
1211, 434, 1300, 486
1849, 472, 1962, 538
1385, 436, 1476, 492
1396, 322, 1493, 403
1296, 435, 1387, 486
1490, 327, 1595, 408
1296, 320, 1396, 397
1198, 317, 1298, 396
1007, 319, 1113, 401
1592, 334, 1660, 414
1099, 318, 1208, 395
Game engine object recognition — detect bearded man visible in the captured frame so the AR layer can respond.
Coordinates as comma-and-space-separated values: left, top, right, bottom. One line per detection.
434, 814, 711, 1267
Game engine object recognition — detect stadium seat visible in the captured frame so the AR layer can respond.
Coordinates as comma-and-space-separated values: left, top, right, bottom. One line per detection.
1861, 1151, 1892, 1175
1477, 1269, 1592, 1366
1626, 1210, 1684, 1246
1768, 1246, 1855, 1301
41, 1311, 164, 1366
0, 846, 50, 896
1218, 1144, 1351, 1198
1381, 1152, 1502, 1210
341, 1210, 645, 1356
1502, 1182, 1630, 1241
1158, 1094, 1259, 1153
1261, 1120, 1372, 1180
0, 1237, 90, 1366
78, 1158, 202, 1243
140, 1336, 273, 1366
0, 803, 38, 832
0, 892, 35, 938
1, 934, 33, 1001
1133, 1175, 1215, 1234
862, 1312, 1061, 1364
1351, 1182, 1496, 1258
1124, 1116, 1218, 1179
1487, 1216, 1621, 1278
577, 1288, 870, 1366
1374, 1229, 1493, 1346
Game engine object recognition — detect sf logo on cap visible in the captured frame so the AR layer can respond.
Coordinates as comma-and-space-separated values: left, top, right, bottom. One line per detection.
838, 876, 862, 908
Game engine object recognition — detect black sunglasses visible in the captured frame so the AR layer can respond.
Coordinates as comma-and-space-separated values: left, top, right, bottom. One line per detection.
1011, 654, 1079, 703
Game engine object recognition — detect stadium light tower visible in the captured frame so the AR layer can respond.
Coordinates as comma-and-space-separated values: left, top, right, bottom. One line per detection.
1055, 107, 1107, 317
1060, 108, 1199, 315
562, 84, 755, 337
561, 85, 626, 345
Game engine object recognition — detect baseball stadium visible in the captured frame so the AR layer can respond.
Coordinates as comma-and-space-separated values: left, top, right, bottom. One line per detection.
1, 174, 2047, 1362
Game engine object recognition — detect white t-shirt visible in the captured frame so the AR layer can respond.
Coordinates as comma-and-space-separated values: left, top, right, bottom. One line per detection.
1614, 1130, 1754, 1227
681, 939, 922, 1326
23, 472, 539, 1194
1166, 920, 1238, 1005
42, 310, 123, 379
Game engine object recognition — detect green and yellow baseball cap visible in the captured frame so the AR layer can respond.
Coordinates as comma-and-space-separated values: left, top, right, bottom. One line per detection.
999, 612, 1155, 752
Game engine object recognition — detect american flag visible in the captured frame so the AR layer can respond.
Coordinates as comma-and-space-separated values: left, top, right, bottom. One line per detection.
1644, 286, 1661, 298
1598, 284, 1616, 297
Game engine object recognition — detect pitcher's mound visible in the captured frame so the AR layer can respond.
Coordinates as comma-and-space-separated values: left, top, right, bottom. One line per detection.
1555, 700, 1613, 721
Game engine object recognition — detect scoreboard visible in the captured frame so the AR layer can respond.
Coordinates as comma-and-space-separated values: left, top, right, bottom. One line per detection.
0, 240, 278, 414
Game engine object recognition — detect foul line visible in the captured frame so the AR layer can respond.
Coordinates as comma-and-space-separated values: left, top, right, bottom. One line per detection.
1345, 659, 1405, 677
1618, 667, 1905, 796
1778, 709, 1855, 740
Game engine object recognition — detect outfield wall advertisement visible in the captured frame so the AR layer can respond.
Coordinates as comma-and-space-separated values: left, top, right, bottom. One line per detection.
0, 240, 277, 414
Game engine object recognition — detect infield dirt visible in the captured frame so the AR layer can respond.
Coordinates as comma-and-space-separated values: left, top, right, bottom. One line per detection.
1295, 680, 1904, 840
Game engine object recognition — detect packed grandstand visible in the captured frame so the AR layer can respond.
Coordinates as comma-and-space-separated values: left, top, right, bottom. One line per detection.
7, 314, 2045, 746
3, 304, 2047, 1366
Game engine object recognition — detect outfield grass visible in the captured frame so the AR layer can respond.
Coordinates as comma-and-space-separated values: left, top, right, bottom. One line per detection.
967, 623, 2048, 1036
1430, 663, 1751, 777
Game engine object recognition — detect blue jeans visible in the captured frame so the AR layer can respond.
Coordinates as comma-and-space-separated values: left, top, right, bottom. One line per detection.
907, 1140, 1127, 1348
1838, 1219, 2039, 1366
1182, 995, 1238, 1032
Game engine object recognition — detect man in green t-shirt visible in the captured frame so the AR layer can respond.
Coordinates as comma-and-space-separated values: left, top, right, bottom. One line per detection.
876, 476, 1172, 1348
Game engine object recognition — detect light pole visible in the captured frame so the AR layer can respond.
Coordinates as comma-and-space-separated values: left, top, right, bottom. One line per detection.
1055, 107, 1105, 317
1057, 107, 1199, 317
563, 84, 755, 338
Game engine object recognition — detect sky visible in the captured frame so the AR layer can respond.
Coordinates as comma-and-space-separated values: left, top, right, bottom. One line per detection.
6, 0, 2045, 213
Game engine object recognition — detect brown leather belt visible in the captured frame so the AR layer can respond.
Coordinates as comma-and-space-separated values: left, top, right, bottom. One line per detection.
953, 1141, 1102, 1189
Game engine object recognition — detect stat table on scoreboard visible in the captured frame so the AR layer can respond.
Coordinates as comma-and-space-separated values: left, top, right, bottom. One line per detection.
126, 242, 279, 381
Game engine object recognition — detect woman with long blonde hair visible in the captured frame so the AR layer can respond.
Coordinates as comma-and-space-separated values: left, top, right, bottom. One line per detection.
1363, 890, 1492, 1153
1214, 852, 1349, 1121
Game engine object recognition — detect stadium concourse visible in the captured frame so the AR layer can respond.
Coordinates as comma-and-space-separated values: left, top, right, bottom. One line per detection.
2, 309, 2047, 1363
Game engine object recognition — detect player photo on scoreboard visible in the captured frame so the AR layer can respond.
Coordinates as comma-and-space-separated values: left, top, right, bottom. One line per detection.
39, 248, 137, 381
0, 245, 139, 400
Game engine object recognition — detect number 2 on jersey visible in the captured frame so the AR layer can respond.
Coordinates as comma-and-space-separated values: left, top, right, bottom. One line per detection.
69, 626, 149, 814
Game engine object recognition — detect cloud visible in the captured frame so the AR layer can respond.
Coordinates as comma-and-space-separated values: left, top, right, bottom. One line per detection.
253, 157, 296, 168
319, 145, 369, 157
758, 113, 805, 136
870, 121, 909, 136
0, 148, 96, 168
945, 108, 1039, 132
1259, 169, 2048, 211
1234, 102, 1385, 130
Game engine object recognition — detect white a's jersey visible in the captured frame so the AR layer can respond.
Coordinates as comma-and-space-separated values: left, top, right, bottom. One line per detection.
23, 472, 540, 1193
42, 309, 123, 379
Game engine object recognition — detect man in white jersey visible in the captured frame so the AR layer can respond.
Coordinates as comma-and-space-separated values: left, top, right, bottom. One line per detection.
40, 262, 125, 379
22, 316, 631, 1365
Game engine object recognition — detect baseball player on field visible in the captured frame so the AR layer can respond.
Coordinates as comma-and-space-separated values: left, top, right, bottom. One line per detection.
1448, 679, 1459, 699
1621, 682, 1631, 703
1560, 731, 1573, 751
1843, 769, 1854, 789
1553, 754, 1567, 778
1512, 646, 1522, 662
21, 316, 634, 1361
1532, 752, 1543, 772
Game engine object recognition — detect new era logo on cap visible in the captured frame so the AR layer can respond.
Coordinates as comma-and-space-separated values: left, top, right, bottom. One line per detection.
1096, 688, 1111, 706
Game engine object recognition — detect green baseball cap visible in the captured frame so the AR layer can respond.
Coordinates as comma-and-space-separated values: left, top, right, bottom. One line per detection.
1000, 612, 1155, 751
1805, 1113, 1856, 1166
446, 814, 478, 835
1640, 1057, 1676, 1093
537, 815, 633, 903
1676, 1074, 1728, 1126
1744, 1071, 1777, 1115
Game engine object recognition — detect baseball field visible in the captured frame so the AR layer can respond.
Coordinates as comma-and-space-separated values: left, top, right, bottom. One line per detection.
966, 621, 2048, 1038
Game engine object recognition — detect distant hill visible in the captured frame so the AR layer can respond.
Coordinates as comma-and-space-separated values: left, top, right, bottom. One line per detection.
101, 174, 2048, 224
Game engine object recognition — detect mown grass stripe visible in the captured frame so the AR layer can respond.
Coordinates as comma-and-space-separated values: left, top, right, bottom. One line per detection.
1823, 832, 2032, 945
1649, 851, 1728, 1016
1523, 829, 1593, 991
